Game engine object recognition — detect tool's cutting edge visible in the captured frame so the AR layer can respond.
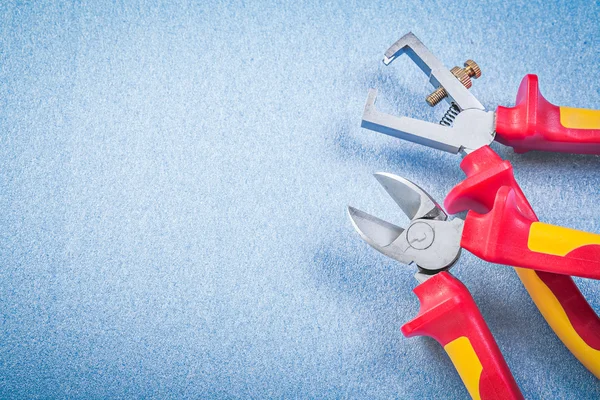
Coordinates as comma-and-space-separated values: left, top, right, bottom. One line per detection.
373, 172, 446, 221
347, 206, 404, 248
361, 89, 464, 154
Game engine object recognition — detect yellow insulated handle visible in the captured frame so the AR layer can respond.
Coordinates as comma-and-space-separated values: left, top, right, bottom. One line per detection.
560, 107, 600, 130
514, 222, 600, 279
528, 222, 600, 256
444, 337, 483, 400
522, 222, 600, 376
514, 268, 600, 378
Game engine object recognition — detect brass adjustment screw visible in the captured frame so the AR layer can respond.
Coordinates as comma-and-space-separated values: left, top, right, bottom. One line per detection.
426, 60, 482, 107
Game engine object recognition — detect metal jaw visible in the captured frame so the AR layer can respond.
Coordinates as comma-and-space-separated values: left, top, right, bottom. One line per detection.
361, 32, 496, 154
348, 173, 464, 281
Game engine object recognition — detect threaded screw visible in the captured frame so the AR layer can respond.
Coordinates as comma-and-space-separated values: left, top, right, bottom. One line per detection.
426, 60, 481, 107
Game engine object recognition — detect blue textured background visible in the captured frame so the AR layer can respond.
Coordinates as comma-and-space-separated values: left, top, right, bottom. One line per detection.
1, 1, 599, 398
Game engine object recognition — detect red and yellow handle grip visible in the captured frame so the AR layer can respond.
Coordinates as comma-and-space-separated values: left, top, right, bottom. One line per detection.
495, 74, 600, 154
461, 186, 600, 280
402, 272, 523, 400
445, 146, 600, 378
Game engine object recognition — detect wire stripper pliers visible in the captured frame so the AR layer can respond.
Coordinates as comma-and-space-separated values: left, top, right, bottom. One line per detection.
362, 32, 600, 155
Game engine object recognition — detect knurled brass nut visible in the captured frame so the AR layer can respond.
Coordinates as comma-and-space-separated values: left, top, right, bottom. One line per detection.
450, 66, 472, 89
425, 60, 482, 107
463, 60, 482, 79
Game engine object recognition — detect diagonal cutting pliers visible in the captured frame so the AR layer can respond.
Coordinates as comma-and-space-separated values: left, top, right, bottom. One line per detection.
349, 162, 600, 398
348, 172, 524, 399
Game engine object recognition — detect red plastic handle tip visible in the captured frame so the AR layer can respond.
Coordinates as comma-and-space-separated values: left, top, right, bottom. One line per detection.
495, 74, 600, 154
401, 272, 523, 400
444, 146, 532, 217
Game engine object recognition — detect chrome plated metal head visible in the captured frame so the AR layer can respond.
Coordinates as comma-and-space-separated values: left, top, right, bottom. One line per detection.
361, 32, 496, 155
348, 173, 464, 277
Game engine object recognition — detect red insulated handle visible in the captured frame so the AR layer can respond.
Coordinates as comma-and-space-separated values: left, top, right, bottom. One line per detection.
495, 74, 600, 154
402, 272, 523, 400
459, 187, 600, 280
444, 146, 600, 377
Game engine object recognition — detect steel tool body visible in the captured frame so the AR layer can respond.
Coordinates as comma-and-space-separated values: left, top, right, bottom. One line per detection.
360, 33, 600, 378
